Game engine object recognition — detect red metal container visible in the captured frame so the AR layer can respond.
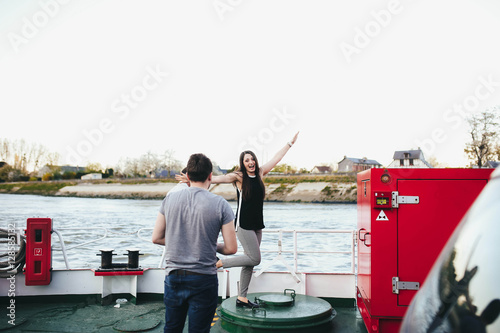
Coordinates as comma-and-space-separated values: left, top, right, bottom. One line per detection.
356, 168, 493, 333
25, 218, 52, 286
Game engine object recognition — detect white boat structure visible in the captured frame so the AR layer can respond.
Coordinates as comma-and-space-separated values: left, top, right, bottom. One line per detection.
2, 225, 359, 332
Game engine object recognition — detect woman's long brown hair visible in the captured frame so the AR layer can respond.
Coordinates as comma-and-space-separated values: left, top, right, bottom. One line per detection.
239, 150, 265, 201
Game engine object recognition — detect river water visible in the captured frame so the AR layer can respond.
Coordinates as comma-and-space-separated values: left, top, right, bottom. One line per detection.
0, 194, 357, 273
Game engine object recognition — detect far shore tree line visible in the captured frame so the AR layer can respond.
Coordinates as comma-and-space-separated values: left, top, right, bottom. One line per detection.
1, 107, 499, 183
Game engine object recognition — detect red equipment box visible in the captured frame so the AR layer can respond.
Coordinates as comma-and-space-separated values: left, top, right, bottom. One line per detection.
356, 168, 493, 333
25, 218, 52, 286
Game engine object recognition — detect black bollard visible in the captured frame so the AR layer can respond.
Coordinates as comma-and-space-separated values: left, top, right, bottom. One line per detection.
125, 248, 143, 269
97, 249, 116, 269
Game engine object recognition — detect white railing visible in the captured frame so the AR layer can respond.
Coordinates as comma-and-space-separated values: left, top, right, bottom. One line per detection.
51, 227, 109, 269
257, 229, 357, 278
49, 228, 357, 275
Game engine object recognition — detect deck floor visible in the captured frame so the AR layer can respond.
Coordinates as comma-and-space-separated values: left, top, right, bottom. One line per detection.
6, 299, 368, 332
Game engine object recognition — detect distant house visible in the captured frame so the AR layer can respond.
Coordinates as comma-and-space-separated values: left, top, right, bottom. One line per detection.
155, 168, 195, 178
61, 165, 86, 173
155, 170, 170, 178
38, 165, 56, 178
213, 165, 229, 175
337, 157, 382, 173
38, 165, 86, 177
81, 173, 102, 180
387, 149, 432, 168
311, 166, 333, 174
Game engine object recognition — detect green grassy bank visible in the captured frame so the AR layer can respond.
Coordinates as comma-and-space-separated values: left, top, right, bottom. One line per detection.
0, 174, 357, 201
0, 178, 176, 196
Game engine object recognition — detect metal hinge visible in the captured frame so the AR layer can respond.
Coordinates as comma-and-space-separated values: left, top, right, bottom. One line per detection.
392, 277, 420, 294
392, 191, 419, 208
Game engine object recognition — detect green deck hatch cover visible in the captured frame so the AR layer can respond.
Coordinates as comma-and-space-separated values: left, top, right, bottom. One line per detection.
219, 292, 335, 330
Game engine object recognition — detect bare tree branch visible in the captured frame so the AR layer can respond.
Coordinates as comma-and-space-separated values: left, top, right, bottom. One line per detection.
464, 107, 499, 167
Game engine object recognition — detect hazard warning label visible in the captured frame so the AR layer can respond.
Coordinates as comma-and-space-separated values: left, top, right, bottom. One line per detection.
376, 210, 389, 221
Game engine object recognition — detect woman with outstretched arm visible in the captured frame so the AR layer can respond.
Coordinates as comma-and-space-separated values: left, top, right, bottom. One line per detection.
210, 132, 299, 308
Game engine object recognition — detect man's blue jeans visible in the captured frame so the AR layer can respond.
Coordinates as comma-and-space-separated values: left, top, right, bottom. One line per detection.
163, 272, 218, 333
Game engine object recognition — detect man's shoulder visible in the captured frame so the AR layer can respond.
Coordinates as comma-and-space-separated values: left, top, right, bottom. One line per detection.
196, 189, 231, 208
167, 183, 189, 196
204, 189, 229, 203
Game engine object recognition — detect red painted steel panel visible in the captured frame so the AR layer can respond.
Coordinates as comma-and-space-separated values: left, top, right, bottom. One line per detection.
356, 168, 493, 333
396, 179, 487, 306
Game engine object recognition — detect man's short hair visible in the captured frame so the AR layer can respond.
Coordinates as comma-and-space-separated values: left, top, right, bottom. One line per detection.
186, 153, 212, 182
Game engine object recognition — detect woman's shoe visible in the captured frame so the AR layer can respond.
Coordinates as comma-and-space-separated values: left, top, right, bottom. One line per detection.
236, 299, 260, 308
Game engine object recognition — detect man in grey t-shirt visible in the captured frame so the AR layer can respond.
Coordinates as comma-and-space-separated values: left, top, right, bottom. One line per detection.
152, 153, 237, 333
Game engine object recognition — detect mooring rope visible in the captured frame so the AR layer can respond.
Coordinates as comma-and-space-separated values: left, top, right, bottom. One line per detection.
0, 228, 26, 278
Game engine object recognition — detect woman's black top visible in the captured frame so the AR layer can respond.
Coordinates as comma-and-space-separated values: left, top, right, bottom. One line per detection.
236, 176, 265, 230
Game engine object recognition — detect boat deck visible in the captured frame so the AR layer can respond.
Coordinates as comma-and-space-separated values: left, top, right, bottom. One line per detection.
5, 298, 368, 332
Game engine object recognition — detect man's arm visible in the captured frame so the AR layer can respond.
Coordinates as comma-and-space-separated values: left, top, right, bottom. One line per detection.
152, 213, 166, 245
217, 221, 237, 255
176, 172, 240, 185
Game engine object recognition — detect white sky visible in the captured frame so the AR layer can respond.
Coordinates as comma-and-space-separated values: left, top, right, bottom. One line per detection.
1, 0, 500, 170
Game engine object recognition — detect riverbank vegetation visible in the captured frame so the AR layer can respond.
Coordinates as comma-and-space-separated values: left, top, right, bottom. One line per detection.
0, 174, 357, 198
264, 174, 355, 184
0, 181, 78, 196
